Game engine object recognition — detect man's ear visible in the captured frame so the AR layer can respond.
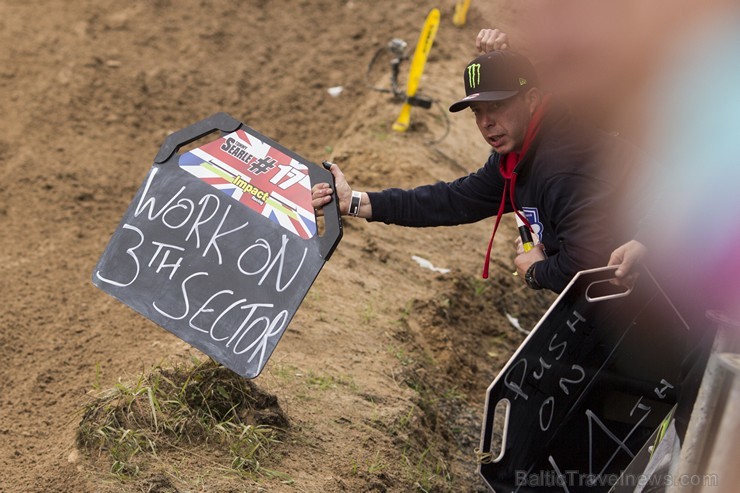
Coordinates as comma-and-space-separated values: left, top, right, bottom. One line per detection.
525, 88, 542, 115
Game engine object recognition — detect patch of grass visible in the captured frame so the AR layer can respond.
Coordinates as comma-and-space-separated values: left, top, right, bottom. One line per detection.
385, 344, 465, 491
367, 449, 386, 474
93, 362, 103, 390
400, 300, 414, 321
361, 301, 376, 324
77, 358, 288, 479
305, 371, 358, 392
270, 363, 299, 382
306, 289, 322, 304
371, 122, 389, 141
471, 277, 489, 297
440, 386, 464, 402
374, 399, 453, 491
397, 405, 416, 429
406, 446, 451, 492
388, 344, 413, 367
305, 373, 336, 391
349, 449, 388, 478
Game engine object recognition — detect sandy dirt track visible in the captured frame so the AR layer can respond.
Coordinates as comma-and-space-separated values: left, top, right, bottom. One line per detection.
0, 1, 549, 491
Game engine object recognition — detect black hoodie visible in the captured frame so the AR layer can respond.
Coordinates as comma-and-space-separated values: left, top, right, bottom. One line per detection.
366, 110, 636, 293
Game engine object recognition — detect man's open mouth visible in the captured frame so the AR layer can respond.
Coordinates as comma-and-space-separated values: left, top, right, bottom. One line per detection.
488, 134, 505, 145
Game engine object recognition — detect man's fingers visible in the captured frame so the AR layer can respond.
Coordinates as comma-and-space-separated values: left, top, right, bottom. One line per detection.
610, 277, 628, 288
477, 29, 496, 53
476, 30, 486, 52
611, 272, 639, 289
482, 33, 493, 52
609, 258, 624, 276
476, 29, 510, 53
311, 195, 332, 217
311, 182, 329, 193
495, 32, 509, 50
613, 255, 639, 281
317, 185, 333, 196
329, 163, 345, 182
607, 251, 623, 267
615, 254, 638, 278
484, 30, 498, 52
311, 191, 333, 202
609, 240, 647, 279
476, 29, 496, 52
608, 245, 626, 274
311, 183, 334, 217
609, 247, 629, 284
311, 194, 332, 207
311, 185, 333, 200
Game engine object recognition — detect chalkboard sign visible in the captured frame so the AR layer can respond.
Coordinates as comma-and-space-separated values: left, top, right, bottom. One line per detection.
92, 113, 342, 378
479, 266, 690, 492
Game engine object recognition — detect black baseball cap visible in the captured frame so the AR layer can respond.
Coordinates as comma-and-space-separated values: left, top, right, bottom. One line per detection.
449, 51, 538, 112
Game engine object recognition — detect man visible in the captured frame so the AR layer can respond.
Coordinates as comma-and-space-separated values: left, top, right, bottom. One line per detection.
479, 6, 740, 489
312, 50, 632, 293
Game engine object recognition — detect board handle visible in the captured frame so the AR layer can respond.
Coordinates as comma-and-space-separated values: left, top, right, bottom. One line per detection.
584, 266, 633, 302
488, 398, 511, 463
154, 112, 241, 164
316, 161, 343, 261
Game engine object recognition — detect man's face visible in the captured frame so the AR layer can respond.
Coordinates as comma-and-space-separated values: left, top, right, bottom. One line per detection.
470, 95, 534, 154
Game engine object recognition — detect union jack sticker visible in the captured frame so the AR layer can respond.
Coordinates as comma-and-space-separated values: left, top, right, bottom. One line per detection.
178, 129, 317, 239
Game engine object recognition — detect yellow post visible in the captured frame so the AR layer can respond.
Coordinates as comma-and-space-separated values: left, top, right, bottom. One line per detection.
453, 0, 472, 28
392, 8, 440, 133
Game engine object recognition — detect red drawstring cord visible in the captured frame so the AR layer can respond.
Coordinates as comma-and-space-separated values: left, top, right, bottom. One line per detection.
482, 180, 509, 279
481, 172, 534, 279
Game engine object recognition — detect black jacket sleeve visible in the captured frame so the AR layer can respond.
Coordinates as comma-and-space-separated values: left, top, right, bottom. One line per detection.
366, 156, 509, 227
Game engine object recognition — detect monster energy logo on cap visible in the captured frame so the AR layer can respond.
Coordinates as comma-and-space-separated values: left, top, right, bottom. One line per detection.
450, 51, 538, 113
467, 63, 481, 89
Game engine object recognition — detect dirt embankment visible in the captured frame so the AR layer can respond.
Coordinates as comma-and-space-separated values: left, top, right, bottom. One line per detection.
0, 1, 547, 491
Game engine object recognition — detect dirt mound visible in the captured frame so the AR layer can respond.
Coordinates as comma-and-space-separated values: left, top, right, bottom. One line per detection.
77, 359, 288, 483
401, 269, 554, 399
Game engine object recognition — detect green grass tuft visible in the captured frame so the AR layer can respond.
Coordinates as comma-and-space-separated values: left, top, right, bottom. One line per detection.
77, 358, 288, 479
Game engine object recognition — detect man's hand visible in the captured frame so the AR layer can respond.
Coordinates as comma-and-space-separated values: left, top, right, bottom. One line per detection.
608, 240, 647, 288
311, 163, 351, 216
514, 237, 546, 279
476, 28, 510, 53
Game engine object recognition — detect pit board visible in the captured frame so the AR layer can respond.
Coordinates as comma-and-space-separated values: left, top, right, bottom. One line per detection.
92, 113, 342, 378
480, 266, 690, 492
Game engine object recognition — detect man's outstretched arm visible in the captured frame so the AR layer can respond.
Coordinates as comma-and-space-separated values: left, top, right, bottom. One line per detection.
311, 159, 508, 227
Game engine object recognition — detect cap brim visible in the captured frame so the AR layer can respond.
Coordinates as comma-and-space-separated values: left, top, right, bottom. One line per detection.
448, 90, 519, 113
